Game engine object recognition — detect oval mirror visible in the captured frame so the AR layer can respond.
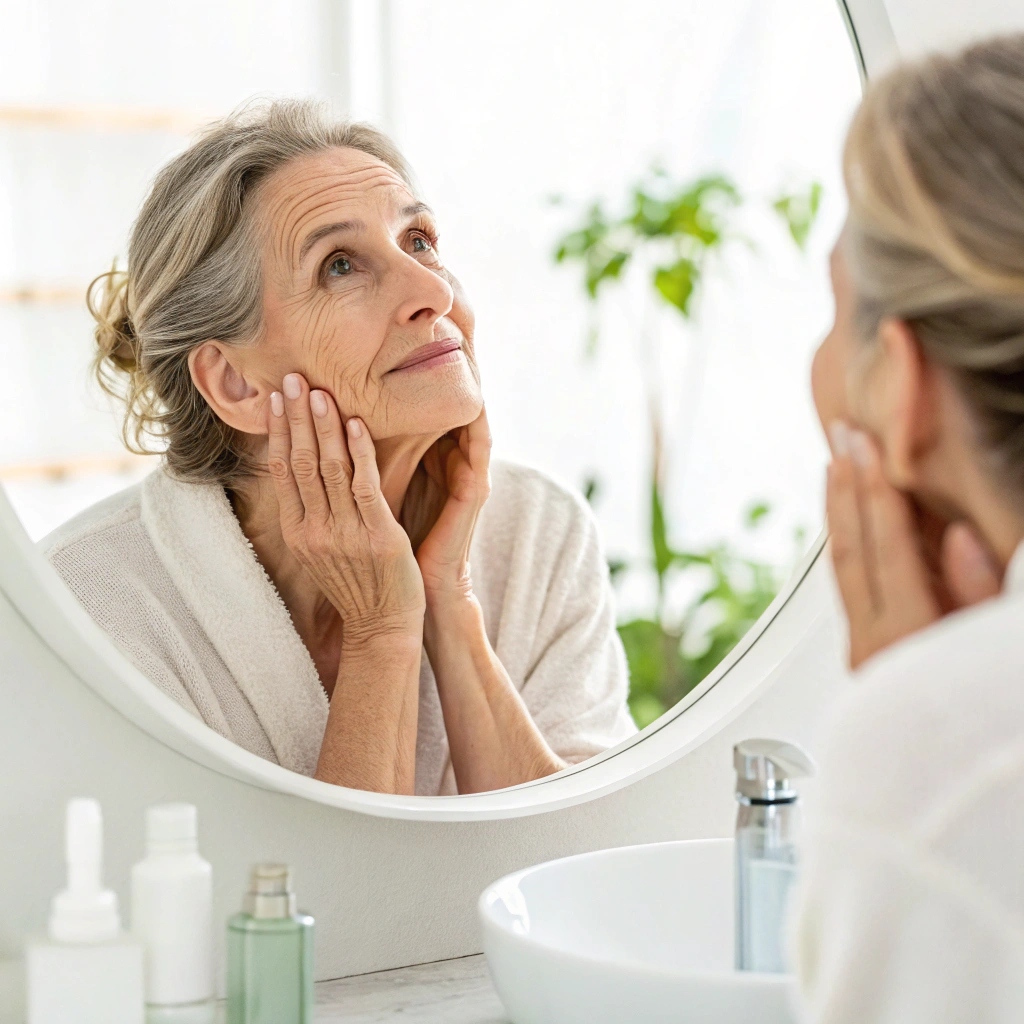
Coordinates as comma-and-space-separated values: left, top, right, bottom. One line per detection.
0, 0, 861, 811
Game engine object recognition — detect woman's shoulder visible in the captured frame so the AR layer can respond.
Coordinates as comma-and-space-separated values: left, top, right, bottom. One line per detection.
40, 476, 149, 560
815, 590, 1024, 833
469, 460, 606, 606
479, 460, 600, 564
486, 459, 593, 527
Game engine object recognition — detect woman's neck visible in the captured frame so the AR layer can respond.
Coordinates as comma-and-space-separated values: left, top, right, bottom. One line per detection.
924, 447, 1024, 578
965, 493, 1024, 575
230, 432, 436, 679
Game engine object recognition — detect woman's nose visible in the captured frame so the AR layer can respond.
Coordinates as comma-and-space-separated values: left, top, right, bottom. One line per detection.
392, 255, 454, 326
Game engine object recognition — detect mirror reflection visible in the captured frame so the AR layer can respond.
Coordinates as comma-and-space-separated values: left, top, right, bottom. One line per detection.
0, 0, 860, 794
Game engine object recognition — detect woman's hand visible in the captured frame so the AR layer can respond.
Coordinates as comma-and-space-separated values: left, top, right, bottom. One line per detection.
412, 407, 492, 604
827, 421, 1001, 669
267, 373, 425, 648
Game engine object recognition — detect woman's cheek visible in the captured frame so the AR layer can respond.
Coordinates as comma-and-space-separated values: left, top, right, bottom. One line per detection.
811, 329, 848, 431
446, 271, 476, 340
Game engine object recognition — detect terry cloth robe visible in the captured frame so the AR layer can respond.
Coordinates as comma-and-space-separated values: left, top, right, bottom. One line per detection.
42, 459, 637, 794
791, 541, 1024, 1024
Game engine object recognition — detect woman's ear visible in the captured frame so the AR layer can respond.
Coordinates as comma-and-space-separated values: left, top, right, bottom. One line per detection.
188, 342, 267, 435
871, 317, 938, 488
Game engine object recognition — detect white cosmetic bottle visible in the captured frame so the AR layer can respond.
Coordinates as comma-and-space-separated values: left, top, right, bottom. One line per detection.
27, 798, 144, 1024
131, 803, 214, 1020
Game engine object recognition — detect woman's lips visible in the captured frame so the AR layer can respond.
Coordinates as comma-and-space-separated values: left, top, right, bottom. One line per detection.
390, 339, 463, 372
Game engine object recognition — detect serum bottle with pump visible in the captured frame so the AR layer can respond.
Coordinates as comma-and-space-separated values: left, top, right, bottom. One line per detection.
227, 863, 314, 1024
26, 798, 144, 1024
131, 803, 214, 1023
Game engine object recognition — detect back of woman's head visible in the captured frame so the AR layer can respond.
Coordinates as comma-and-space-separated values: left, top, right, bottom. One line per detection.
89, 99, 412, 487
843, 33, 1024, 498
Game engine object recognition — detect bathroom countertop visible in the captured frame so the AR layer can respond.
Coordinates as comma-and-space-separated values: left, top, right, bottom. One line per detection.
0, 953, 509, 1023
310, 954, 509, 1023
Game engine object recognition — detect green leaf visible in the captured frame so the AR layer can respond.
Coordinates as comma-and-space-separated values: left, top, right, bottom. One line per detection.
745, 502, 771, 527
618, 617, 688, 727
628, 173, 740, 245
771, 181, 823, 252
585, 248, 629, 299
653, 257, 698, 316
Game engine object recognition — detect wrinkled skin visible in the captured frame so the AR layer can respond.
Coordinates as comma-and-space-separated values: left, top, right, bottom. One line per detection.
252, 147, 483, 447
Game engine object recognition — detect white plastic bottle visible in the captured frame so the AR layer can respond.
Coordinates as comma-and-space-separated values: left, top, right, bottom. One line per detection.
26, 798, 144, 1024
131, 803, 214, 1018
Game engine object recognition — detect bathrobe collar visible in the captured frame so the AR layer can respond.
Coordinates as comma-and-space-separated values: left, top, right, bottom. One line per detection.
141, 467, 329, 775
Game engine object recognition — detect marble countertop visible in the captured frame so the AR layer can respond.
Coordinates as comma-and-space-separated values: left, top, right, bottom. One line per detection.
312, 954, 508, 1023
0, 952, 509, 1023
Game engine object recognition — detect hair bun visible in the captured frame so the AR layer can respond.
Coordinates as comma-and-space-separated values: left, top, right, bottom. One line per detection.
88, 266, 141, 376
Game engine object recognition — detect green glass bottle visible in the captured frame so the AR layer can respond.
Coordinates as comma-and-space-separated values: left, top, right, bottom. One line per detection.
226, 864, 314, 1024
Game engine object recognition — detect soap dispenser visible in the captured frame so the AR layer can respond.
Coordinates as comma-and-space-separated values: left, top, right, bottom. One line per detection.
26, 798, 144, 1024
734, 738, 816, 974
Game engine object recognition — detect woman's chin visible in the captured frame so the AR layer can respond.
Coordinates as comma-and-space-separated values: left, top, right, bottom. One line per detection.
384, 363, 483, 434
434, 388, 484, 437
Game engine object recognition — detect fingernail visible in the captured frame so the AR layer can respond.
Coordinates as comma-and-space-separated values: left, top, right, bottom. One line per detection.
850, 430, 872, 467
310, 390, 328, 417
270, 392, 284, 416
828, 421, 849, 457
347, 418, 363, 439
283, 373, 301, 400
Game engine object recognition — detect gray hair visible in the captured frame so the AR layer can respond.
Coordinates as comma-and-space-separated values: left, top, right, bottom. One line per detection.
89, 99, 414, 487
843, 33, 1024, 498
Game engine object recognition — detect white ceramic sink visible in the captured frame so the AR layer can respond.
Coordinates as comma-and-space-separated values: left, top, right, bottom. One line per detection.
479, 838, 797, 1024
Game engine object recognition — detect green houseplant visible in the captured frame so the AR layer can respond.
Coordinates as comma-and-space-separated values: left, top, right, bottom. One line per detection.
555, 169, 821, 727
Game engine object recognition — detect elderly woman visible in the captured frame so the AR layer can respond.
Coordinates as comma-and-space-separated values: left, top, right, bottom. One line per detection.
793, 34, 1024, 1023
45, 101, 636, 796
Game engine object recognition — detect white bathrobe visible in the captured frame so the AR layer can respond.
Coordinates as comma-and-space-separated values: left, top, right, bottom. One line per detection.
791, 542, 1024, 1023
42, 459, 637, 794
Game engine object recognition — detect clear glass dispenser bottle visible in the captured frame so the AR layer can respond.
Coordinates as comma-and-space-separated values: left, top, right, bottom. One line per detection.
734, 738, 816, 974
227, 864, 314, 1024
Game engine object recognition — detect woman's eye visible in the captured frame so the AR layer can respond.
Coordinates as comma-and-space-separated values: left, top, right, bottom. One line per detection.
327, 255, 352, 277
412, 236, 432, 253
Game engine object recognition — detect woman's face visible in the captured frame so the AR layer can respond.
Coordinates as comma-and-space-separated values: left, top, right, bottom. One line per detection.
250, 146, 483, 441
811, 234, 865, 436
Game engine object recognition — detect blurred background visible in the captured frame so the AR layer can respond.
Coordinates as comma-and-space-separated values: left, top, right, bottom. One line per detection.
0, 0, 861, 725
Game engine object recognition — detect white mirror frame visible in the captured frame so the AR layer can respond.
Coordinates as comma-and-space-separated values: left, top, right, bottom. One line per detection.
0, 485, 833, 821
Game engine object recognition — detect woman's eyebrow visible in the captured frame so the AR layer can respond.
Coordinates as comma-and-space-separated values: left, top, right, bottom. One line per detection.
299, 220, 363, 265
297, 203, 435, 266
402, 201, 433, 219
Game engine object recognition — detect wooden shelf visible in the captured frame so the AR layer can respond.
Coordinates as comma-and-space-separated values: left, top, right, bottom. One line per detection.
0, 285, 86, 306
0, 453, 156, 483
0, 103, 212, 135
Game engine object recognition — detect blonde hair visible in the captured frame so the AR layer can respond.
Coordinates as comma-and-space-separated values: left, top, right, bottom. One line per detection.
89, 99, 413, 487
843, 33, 1024, 495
